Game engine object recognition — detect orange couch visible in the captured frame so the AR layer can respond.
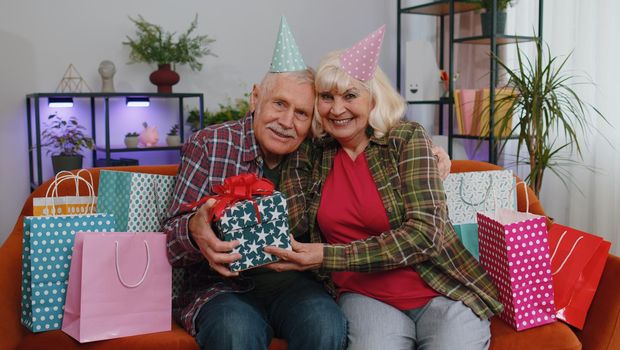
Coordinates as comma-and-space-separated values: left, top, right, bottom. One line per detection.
1, 161, 618, 350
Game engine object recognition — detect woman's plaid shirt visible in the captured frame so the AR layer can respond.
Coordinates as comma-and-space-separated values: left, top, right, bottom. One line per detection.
281, 121, 503, 320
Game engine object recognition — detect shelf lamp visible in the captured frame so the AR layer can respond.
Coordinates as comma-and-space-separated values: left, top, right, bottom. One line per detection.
126, 97, 150, 107
48, 97, 74, 108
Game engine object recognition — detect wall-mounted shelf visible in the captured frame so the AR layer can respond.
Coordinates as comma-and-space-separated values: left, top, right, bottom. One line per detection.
26, 92, 204, 190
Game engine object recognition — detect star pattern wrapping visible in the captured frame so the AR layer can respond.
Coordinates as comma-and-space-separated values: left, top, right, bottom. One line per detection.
215, 191, 292, 271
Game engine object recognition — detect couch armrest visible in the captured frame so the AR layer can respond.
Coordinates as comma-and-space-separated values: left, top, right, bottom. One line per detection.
0, 217, 29, 350
575, 254, 620, 350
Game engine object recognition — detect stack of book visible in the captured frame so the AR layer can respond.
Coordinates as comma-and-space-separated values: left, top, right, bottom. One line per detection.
454, 88, 515, 137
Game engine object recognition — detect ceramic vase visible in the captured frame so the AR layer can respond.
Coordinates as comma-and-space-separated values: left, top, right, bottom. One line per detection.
149, 64, 180, 93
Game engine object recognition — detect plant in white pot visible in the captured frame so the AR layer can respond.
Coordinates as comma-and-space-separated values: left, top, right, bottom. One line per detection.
124, 131, 140, 148
166, 124, 181, 146
41, 114, 94, 174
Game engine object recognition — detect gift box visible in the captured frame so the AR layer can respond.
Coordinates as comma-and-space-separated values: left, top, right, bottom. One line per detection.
215, 190, 292, 272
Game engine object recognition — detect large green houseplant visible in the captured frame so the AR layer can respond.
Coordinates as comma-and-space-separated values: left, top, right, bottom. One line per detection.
492, 39, 609, 196
123, 14, 216, 92
41, 114, 94, 173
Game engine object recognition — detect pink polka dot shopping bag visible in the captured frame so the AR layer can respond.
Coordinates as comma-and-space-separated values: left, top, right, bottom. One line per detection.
477, 208, 556, 331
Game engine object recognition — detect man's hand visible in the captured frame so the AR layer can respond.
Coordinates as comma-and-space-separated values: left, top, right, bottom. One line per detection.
431, 145, 451, 180
264, 236, 324, 271
188, 199, 241, 277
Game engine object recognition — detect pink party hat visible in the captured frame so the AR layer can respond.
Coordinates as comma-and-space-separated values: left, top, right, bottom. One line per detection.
340, 25, 386, 81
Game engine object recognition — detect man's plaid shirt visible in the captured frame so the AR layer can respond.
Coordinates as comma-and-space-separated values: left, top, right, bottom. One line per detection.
163, 114, 310, 335
282, 121, 504, 320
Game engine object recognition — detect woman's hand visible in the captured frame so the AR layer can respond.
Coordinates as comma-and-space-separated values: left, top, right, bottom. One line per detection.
264, 235, 324, 271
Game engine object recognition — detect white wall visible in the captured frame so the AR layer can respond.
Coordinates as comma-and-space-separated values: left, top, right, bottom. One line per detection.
0, 0, 404, 242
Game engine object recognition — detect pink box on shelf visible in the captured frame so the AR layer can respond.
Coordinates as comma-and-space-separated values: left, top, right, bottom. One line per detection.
477, 209, 556, 331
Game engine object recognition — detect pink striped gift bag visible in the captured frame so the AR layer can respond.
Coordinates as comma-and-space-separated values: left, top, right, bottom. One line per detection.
477, 208, 556, 331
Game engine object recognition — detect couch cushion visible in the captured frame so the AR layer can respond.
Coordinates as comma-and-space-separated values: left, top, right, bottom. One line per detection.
17, 323, 198, 350
17, 322, 288, 350
490, 317, 581, 350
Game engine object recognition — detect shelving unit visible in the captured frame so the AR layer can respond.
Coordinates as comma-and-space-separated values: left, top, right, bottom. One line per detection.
397, 0, 543, 164
26, 92, 204, 190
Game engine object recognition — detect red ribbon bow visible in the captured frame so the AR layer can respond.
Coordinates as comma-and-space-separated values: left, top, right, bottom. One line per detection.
182, 173, 275, 222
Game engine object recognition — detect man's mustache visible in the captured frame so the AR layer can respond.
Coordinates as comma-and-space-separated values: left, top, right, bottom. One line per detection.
266, 123, 297, 138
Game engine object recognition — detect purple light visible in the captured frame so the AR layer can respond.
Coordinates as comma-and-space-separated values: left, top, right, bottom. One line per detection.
48, 97, 73, 108
126, 97, 150, 107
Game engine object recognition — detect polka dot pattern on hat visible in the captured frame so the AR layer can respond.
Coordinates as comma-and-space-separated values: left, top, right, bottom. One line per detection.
340, 25, 386, 81
270, 16, 306, 73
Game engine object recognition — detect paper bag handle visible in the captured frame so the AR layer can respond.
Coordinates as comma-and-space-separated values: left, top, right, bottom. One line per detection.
115, 240, 150, 288
512, 180, 530, 213
550, 230, 583, 275
44, 170, 96, 215
459, 174, 494, 207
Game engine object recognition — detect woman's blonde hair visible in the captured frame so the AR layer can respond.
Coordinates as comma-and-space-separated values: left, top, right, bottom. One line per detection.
312, 51, 406, 139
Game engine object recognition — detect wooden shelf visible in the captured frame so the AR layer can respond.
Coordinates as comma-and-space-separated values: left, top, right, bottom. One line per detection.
451, 134, 519, 140
96, 145, 182, 153
454, 35, 538, 45
407, 97, 453, 105
400, 1, 480, 16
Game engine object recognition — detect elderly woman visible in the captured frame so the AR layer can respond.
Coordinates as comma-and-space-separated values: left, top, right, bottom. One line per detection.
266, 26, 503, 350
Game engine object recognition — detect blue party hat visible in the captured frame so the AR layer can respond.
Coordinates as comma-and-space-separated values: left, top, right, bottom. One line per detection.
269, 16, 306, 72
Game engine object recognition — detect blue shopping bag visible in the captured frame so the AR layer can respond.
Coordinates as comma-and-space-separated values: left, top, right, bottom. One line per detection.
453, 223, 480, 260
97, 170, 175, 232
20, 213, 115, 332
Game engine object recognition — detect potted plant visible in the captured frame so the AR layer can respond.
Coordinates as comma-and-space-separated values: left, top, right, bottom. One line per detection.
123, 14, 216, 93
492, 39, 609, 196
124, 131, 140, 148
187, 94, 250, 132
41, 114, 94, 174
166, 124, 181, 146
473, 0, 513, 36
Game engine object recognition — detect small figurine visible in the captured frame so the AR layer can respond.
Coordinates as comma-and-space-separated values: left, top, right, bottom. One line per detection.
98, 60, 116, 93
139, 122, 159, 147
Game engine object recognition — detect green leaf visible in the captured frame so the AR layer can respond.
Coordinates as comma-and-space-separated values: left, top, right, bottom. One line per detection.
486, 38, 612, 196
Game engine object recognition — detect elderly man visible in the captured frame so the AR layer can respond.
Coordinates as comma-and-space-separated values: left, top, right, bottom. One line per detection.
164, 18, 346, 350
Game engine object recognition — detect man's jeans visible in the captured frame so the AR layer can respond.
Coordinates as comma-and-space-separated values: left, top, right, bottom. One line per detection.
195, 272, 347, 350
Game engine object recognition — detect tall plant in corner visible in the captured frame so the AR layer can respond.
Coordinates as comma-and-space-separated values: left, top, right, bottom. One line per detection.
493, 39, 609, 196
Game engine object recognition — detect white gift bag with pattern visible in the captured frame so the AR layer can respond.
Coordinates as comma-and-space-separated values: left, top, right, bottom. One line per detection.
443, 170, 517, 225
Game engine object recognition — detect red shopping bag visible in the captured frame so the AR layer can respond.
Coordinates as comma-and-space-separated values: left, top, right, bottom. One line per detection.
62, 232, 172, 342
548, 224, 611, 329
